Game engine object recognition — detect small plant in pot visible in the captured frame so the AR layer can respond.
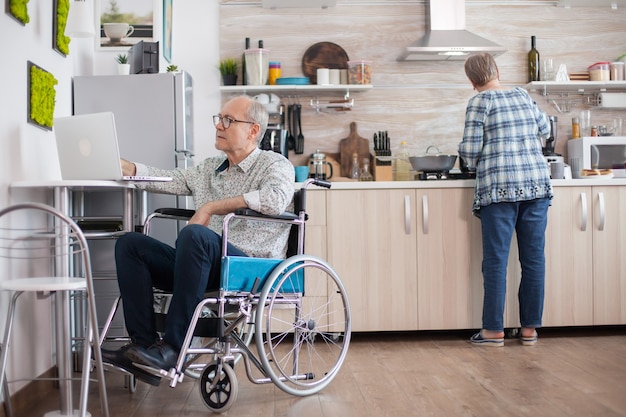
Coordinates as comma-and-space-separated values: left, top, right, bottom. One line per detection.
219, 58, 238, 86
116, 54, 131, 75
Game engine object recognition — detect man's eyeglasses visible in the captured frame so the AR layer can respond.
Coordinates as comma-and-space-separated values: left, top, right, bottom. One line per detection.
213, 115, 255, 129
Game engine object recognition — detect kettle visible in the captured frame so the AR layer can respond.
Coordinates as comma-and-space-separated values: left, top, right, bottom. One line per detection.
309, 149, 333, 180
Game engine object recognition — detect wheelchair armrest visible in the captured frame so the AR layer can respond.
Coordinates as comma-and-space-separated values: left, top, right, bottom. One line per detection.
234, 208, 299, 221
154, 208, 196, 220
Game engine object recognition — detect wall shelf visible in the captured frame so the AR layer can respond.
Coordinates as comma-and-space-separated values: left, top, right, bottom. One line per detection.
219, 84, 372, 96
525, 81, 626, 95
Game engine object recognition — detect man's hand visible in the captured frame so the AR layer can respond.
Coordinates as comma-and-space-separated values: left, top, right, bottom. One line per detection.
189, 206, 212, 226
121, 158, 136, 176
188, 196, 248, 227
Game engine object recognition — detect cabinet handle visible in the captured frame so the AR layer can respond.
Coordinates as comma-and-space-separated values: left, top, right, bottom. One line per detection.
580, 192, 587, 232
597, 191, 605, 231
404, 195, 411, 234
421, 194, 428, 235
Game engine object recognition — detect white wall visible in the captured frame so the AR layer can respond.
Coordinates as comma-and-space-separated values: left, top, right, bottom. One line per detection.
0, 0, 219, 398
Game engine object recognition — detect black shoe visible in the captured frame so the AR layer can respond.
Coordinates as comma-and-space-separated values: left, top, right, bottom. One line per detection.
100, 344, 162, 386
125, 340, 178, 371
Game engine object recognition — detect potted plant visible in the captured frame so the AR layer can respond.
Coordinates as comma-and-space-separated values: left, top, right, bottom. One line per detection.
116, 54, 131, 75
219, 58, 238, 86
166, 64, 179, 73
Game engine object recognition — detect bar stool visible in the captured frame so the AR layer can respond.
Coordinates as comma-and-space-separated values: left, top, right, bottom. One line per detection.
0, 203, 109, 417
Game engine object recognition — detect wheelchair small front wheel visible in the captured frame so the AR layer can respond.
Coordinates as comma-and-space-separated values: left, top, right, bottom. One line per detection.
198, 361, 238, 413
255, 254, 351, 397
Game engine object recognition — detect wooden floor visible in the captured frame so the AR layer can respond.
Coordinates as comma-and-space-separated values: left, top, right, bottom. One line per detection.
15, 327, 626, 417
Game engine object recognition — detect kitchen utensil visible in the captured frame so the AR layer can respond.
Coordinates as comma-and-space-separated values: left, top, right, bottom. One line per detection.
409, 146, 457, 173
339, 122, 370, 177
309, 149, 333, 180
296, 104, 304, 154
286, 104, 295, 151
302, 42, 350, 84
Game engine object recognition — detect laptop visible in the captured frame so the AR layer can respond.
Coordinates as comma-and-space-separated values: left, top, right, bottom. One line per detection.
54, 112, 172, 182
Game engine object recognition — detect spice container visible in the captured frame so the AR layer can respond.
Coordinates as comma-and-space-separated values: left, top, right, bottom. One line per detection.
610, 62, 625, 81
348, 60, 372, 85
571, 117, 580, 139
588, 62, 610, 81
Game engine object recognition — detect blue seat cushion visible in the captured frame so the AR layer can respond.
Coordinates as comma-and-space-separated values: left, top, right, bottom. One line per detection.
220, 256, 303, 293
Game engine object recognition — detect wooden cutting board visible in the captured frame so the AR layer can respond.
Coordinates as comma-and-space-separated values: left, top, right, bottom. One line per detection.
301, 42, 349, 84
339, 122, 370, 178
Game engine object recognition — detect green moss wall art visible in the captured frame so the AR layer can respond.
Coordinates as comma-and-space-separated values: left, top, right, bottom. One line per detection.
27, 61, 58, 131
54, 0, 71, 56
7, 0, 30, 25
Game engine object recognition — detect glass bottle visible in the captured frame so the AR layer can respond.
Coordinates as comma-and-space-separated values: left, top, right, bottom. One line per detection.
359, 158, 373, 181
528, 35, 540, 82
395, 141, 411, 181
571, 117, 580, 139
350, 153, 360, 179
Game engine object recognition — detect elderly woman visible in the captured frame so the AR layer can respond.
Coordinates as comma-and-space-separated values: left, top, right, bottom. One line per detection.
458, 53, 552, 347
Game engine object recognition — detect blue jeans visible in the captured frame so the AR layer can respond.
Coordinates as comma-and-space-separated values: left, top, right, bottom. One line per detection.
114, 224, 247, 352
479, 198, 550, 331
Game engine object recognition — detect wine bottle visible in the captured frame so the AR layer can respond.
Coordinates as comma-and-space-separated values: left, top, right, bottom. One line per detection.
528, 35, 540, 82
242, 37, 250, 85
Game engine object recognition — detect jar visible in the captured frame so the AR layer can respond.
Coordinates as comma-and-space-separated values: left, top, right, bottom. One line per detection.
268, 61, 281, 85
348, 60, 372, 85
591, 126, 599, 137
610, 62, 625, 81
571, 117, 580, 139
588, 62, 610, 81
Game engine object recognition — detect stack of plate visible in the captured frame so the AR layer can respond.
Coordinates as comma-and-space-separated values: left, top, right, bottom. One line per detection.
275, 77, 310, 85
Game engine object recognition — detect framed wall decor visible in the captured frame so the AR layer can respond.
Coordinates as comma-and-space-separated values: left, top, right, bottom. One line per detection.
27, 61, 58, 131
162, 0, 172, 63
53, 0, 71, 56
97, 0, 155, 50
6, 0, 30, 25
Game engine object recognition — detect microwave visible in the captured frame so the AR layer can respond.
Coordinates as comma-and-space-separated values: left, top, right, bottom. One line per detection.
567, 136, 626, 178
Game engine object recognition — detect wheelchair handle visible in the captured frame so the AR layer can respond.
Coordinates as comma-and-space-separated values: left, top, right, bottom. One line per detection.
302, 178, 331, 190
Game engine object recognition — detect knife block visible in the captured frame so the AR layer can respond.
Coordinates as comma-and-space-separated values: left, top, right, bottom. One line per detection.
372, 154, 393, 181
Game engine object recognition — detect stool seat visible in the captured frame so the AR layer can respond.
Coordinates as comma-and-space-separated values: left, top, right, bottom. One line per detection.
1, 277, 86, 292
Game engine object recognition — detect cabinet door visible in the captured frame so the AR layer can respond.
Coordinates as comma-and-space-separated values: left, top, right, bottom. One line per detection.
327, 189, 418, 331
592, 186, 626, 325
415, 188, 483, 330
542, 187, 594, 326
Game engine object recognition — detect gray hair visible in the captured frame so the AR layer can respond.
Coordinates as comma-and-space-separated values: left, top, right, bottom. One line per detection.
464, 52, 499, 88
242, 95, 269, 143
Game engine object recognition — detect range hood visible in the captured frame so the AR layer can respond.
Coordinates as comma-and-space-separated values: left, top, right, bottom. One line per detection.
398, 0, 506, 61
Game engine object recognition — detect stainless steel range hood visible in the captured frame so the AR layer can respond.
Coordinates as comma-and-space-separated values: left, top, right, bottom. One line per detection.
398, 0, 506, 61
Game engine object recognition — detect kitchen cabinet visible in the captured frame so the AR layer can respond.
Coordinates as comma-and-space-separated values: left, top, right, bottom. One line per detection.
542, 187, 594, 326
415, 188, 483, 330
326, 189, 418, 332
592, 186, 626, 324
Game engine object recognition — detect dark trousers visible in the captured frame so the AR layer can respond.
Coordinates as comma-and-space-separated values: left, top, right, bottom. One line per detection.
114, 224, 247, 351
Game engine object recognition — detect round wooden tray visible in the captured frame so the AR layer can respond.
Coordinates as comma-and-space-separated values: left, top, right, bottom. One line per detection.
301, 42, 349, 84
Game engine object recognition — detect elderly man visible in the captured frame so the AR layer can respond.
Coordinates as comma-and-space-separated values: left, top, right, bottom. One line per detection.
101, 95, 294, 385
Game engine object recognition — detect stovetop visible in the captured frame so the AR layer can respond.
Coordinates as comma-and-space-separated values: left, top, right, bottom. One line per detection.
418, 171, 476, 180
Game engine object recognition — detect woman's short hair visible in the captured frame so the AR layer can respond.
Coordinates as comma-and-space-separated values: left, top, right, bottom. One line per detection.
464, 53, 499, 88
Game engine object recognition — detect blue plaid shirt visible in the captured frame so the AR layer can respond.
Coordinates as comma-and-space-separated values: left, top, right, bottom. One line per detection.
458, 87, 553, 214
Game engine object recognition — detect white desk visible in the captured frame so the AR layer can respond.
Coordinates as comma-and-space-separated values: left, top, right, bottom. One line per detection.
10, 180, 135, 416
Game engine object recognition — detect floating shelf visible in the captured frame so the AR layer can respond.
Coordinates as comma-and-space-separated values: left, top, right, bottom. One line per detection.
219, 84, 373, 96
525, 81, 626, 95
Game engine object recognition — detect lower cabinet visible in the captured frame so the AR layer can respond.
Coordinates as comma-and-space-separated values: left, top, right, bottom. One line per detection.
317, 184, 626, 332
592, 186, 626, 325
415, 188, 483, 330
326, 189, 418, 331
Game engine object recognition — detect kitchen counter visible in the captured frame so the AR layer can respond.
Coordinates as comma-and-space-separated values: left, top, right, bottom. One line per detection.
298, 178, 626, 190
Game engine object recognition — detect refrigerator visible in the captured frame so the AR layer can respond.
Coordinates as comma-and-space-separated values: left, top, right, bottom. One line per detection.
72, 72, 195, 338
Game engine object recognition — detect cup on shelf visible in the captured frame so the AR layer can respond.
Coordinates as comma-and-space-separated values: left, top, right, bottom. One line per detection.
542, 58, 555, 81
317, 68, 330, 85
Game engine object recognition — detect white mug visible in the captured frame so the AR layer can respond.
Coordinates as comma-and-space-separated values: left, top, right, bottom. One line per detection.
103, 23, 135, 42
317, 68, 330, 85
329, 69, 340, 85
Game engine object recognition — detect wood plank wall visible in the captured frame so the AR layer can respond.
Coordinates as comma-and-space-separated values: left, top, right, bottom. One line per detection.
219, 0, 626, 169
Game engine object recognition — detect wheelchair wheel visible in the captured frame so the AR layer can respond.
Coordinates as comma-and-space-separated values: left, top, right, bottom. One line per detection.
198, 361, 238, 413
184, 309, 255, 379
255, 254, 351, 397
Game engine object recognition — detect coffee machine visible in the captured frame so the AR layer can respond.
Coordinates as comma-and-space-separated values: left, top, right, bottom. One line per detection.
543, 115, 564, 164
259, 105, 288, 157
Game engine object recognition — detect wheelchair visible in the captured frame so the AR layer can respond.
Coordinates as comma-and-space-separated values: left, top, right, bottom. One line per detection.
99, 178, 351, 413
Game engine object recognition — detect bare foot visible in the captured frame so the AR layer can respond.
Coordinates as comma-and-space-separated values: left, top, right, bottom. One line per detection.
481, 329, 505, 339
521, 327, 536, 338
